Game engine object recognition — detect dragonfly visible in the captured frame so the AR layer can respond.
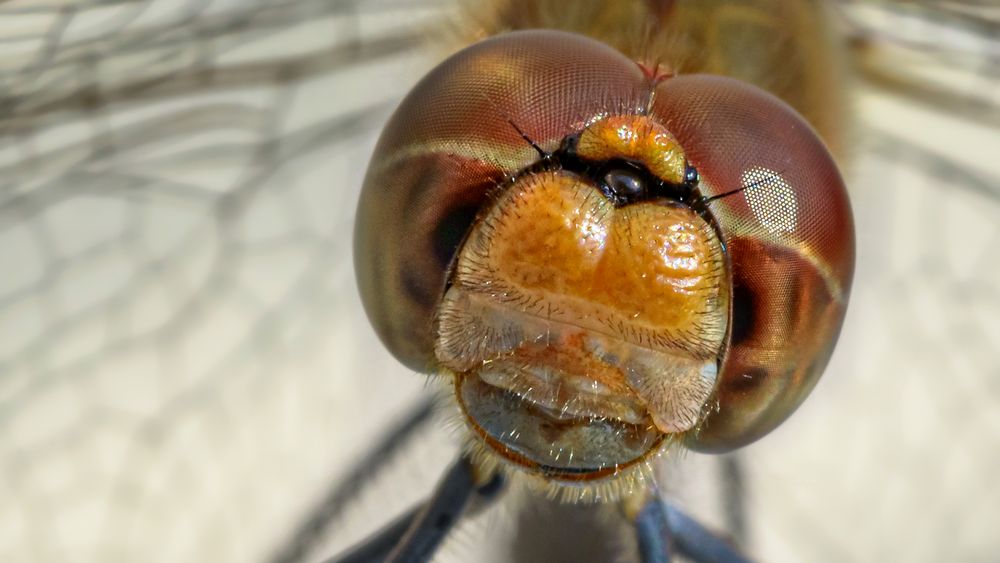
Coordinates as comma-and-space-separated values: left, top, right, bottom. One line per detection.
0, 1, 997, 562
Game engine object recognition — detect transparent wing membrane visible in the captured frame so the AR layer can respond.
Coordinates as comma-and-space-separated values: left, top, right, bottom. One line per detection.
0, 1, 448, 561
0, 1, 997, 562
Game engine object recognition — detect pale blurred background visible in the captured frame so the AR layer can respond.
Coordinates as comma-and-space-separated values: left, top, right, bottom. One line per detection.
0, 1, 997, 562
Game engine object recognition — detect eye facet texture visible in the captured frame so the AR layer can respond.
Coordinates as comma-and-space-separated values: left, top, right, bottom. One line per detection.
651, 75, 854, 450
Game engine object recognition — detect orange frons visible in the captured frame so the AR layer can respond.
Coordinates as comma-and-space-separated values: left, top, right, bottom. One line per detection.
488, 172, 723, 340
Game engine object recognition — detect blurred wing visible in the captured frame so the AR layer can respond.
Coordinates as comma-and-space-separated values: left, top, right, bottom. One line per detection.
0, 1, 997, 563
0, 1, 448, 561
744, 2, 1000, 561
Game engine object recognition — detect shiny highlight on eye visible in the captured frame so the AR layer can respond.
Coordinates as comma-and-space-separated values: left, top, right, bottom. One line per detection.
743, 166, 799, 234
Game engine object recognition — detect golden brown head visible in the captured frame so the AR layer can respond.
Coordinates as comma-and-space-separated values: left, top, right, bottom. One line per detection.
355, 30, 853, 488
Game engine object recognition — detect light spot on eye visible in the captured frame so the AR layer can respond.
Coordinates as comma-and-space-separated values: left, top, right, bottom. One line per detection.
742, 166, 798, 234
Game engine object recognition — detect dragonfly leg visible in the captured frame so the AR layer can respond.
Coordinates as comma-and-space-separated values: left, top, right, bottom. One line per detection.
634, 495, 674, 563
326, 504, 420, 563
721, 454, 748, 546
326, 454, 505, 563
632, 487, 753, 563
272, 397, 436, 563
664, 502, 752, 563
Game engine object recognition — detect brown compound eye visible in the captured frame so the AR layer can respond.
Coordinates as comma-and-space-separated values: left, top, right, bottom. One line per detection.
651, 75, 854, 451
354, 29, 854, 480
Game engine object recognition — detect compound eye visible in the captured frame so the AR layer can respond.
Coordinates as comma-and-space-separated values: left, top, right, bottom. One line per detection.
652, 75, 855, 452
